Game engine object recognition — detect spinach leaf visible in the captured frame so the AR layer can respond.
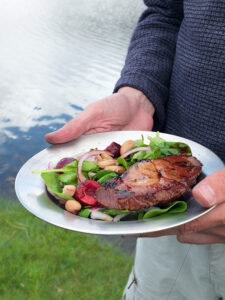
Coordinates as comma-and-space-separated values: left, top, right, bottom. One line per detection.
99, 208, 131, 216
58, 172, 77, 185
41, 173, 72, 200
82, 161, 99, 172
62, 160, 78, 170
97, 173, 118, 184
78, 208, 91, 218
93, 170, 117, 181
142, 201, 187, 219
138, 212, 145, 220
117, 157, 130, 170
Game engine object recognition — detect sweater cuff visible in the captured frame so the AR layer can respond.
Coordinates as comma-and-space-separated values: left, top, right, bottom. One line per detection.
114, 73, 166, 130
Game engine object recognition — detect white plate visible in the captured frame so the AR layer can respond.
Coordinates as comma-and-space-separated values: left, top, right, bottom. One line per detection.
15, 131, 224, 235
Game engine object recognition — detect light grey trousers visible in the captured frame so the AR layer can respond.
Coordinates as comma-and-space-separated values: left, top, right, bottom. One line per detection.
123, 236, 225, 300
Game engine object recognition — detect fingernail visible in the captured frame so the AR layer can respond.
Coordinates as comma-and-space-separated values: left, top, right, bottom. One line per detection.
194, 183, 216, 206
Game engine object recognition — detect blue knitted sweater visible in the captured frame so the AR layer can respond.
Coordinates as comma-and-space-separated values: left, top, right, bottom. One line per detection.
114, 0, 225, 162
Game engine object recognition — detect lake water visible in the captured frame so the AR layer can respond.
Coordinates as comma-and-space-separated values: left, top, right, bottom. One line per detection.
0, 0, 144, 200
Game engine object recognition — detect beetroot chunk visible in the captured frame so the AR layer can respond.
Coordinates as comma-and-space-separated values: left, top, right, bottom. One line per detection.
105, 142, 121, 157
75, 180, 100, 206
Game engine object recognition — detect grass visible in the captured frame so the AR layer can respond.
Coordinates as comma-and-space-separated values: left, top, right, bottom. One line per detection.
0, 199, 133, 300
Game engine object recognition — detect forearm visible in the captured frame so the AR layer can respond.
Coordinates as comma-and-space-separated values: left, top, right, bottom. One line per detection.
114, 0, 183, 129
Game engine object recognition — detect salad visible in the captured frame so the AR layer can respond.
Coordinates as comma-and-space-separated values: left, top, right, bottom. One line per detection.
33, 132, 193, 222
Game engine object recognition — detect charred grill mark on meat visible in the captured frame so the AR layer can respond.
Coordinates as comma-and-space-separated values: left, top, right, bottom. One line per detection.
95, 154, 202, 210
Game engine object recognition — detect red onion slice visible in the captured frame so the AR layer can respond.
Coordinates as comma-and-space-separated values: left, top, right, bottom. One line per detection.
120, 147, 152, 158
90, 206, 102, 211
86, 156, 98, 162
45, 186, 67, 205
77, 150, 112, 182
45, 162, 67, 205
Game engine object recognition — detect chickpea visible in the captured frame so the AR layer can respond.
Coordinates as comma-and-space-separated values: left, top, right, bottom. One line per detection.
65, 200, 81, 214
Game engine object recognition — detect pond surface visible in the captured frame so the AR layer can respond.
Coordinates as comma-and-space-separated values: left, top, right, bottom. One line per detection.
0, 0, 144, 200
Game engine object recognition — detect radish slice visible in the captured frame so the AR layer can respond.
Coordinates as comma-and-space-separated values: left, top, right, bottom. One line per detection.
90, 206, 102, 211
90, 210, 113, 221
113, 213, 130, 222
77, 150, 112, 182
120, 147, 152, 158
48, 161, 54, 170
88, 172, 96, 177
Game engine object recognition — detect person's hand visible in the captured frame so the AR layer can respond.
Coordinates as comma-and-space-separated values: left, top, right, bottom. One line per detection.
135, 169, 225, 244
45, 87, 155, 144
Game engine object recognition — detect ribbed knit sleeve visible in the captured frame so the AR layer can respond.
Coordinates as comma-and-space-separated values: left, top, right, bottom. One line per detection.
114, 0, 183, 130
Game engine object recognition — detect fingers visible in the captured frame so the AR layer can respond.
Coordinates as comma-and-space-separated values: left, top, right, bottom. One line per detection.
140, 227, 179, 237
177, 232, 225, 244
124, 227, 179, 238
179, 202, 225, 234
192, 169, 225, 207
45, 117, 85, 144
127, 225, 225, 244
202, 225, 225, 238
45, 104, 101, 144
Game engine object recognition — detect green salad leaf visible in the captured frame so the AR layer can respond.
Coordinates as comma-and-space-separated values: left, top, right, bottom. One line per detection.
131, 148, 161, 162
33, 159, 99, 184
62, 160, 78, 170
78, 208, 91, 218
134, 134, 148, 147
41, 173, 72, 200
58, 172, 77, 185
147, 132, 192, 157
82, 161, 99, 172
142, 201, 187, 219
129, 132, 192, 163
93, 170, 117, 180
97, 173, 118, 184
98, 200, 187, 219
147, 131, 165, 147
99, 209, 130, 216
117, 157, 130, 170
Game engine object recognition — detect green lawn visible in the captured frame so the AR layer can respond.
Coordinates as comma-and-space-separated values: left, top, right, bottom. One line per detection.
0, 200, 133, 300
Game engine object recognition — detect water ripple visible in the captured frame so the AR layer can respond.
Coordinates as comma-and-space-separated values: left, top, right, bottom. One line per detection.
0, 0, 145, 199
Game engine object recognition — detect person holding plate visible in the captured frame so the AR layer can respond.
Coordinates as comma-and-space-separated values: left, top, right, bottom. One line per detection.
45, 0, 225, 299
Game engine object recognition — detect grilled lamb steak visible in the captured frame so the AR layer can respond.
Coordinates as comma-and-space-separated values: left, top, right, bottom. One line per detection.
95, 154, 202, 210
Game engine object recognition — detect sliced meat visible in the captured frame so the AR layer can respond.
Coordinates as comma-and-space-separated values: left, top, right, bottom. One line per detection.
95, 154, 202, 210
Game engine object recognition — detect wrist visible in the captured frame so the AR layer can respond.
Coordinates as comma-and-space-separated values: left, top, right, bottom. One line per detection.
117, 86, 146, 100
117, 86, 155, 116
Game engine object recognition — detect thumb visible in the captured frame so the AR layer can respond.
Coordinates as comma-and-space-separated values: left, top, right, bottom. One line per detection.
45, 119, 84, 144
192, 169, 225, 207
45, 109, 95, 144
